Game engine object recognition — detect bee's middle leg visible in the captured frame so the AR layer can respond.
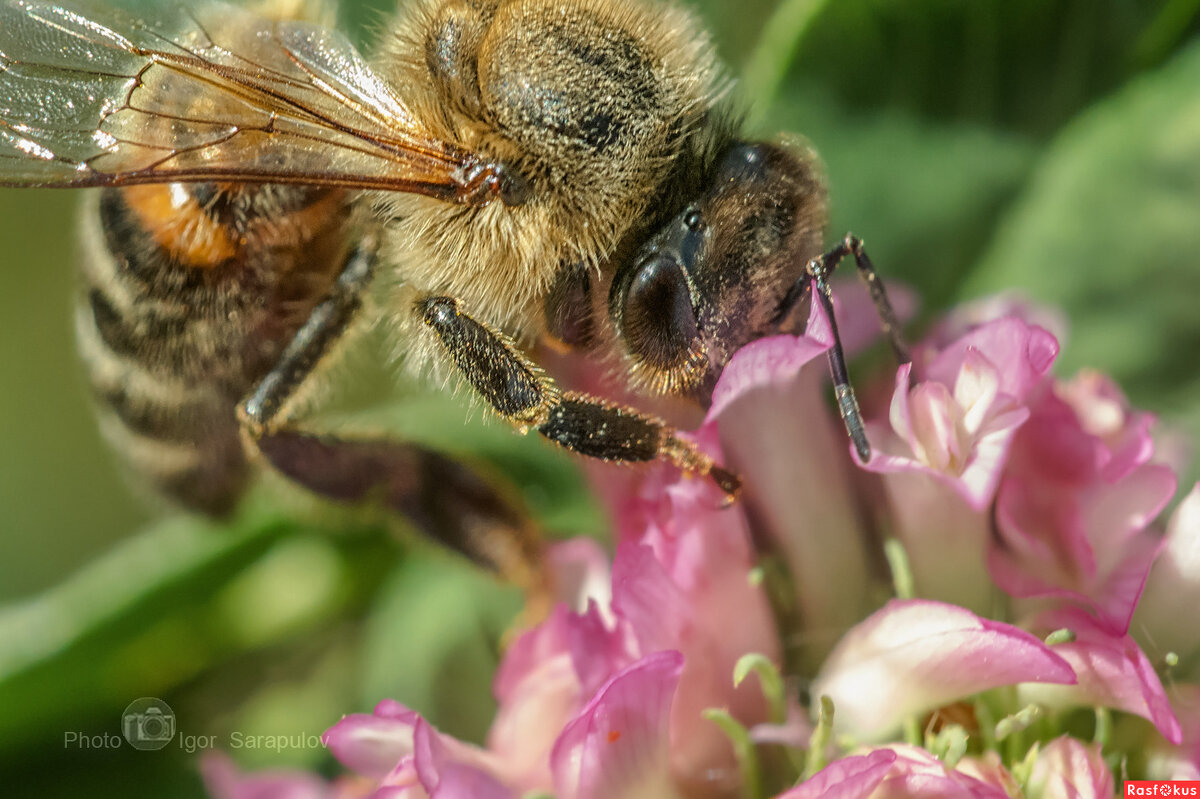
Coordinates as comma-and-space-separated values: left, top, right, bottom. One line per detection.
238, 243, 544, 594
418, 296, 741, 498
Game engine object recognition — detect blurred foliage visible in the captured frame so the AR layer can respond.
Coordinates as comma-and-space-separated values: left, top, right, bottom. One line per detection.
1, 0, 1199, 795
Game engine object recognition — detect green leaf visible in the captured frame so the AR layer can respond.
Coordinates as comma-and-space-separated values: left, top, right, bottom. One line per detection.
359, 550, 524, 744
768, 0, 1196, 137
0, 508, 390, 761
0, 514, 281, 749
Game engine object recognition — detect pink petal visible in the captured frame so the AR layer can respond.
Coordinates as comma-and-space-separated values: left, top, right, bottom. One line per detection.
565, 599, 636, 697
955, 348, 1002, 436
489, 606, 612, 793
990, 473, 1098, 599
926, 293, 1069, 352
708, 326, 832, 421
493, 606, 572, 705
780, 746, 1013, 799
547, 538, 614, 612
907, 381, 961, 471
1145, 686, 1200, 780
610, 543, 690, 656
323, 703, 419, 779
874, 471, 997, 614
712, 356, 874, 666
1085, 462, 1175, 566
690, 294, 876, 656
551, 651, 683, 799
924, 318, 1058, 403
412, 720, 513, 799
828, 275, 918, 358
1020, 608, 1182, 744
988, 371, 1177, 635
611, 535, 777, 795
956, 752, 1024, 796
991, 454, 1175, 636
1054, 371, 1156, 482
812, 599, 1075, 741
956, 406, 1031, 509
864, 360, 1030, 511
776, 749, 897, 799
868, 317, 1058, 507
1027, 737, 1113, 799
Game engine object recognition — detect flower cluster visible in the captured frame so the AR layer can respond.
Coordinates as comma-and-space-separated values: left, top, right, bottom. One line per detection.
205, 289, 1200, 799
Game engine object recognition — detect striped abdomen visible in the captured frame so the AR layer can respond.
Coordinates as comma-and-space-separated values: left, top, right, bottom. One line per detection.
77, 182, 351, 514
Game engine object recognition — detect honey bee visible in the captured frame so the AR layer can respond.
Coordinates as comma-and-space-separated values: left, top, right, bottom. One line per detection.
0, 0, 907, 587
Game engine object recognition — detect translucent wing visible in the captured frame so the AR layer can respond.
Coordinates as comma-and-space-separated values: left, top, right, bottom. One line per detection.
0, 0, 508, 203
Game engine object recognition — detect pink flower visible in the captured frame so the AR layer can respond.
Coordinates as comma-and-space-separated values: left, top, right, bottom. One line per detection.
551, 651, 684, 799
493, 483, 780, 796
811, 599, 1075, 741
1026, 737, 1113, 799
859, 317, 1058, 612
203, 290, 1199, 799
1019, 607, 1181, 744
778, 745, 1014, 799
320, 700, 512, 799
989, 373, 1176, 634
862, 317, 1057, 508
700, 299, 877, 666
294, 652, 686, 799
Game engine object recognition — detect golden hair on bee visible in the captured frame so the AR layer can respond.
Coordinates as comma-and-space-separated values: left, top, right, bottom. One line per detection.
371, 0, 726, 335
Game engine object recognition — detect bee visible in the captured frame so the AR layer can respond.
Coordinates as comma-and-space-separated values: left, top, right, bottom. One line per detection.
0, 0, 907, 587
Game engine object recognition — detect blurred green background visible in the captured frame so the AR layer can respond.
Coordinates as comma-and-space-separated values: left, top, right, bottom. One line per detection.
2, 0, 1200, 794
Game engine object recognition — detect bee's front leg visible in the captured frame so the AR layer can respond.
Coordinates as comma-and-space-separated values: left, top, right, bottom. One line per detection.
419, 296, 741, 498
773, 234, 912, 462
238, 242, 544, 596
775, 235, 911, 363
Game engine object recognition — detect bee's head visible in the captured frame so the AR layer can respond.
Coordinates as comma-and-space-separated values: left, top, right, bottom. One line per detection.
611, 141, 828, 399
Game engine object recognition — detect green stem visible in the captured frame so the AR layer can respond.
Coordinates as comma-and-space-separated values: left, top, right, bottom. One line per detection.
1094, 707, 1112, 750
734, 653, 788, 725
884, 538, 915, 600
803, 695, 835, 780
704, 709, 763, 799
974, 699, 996, 753
903, 715, 922, 747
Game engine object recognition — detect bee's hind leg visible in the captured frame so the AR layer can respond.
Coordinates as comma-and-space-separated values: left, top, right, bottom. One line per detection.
238, 242, 545, 596
418, 296, 741, 498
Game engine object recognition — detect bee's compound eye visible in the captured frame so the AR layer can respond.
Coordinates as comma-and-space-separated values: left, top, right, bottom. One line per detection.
683, 208, 704, 232
622, 254, 698, 369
